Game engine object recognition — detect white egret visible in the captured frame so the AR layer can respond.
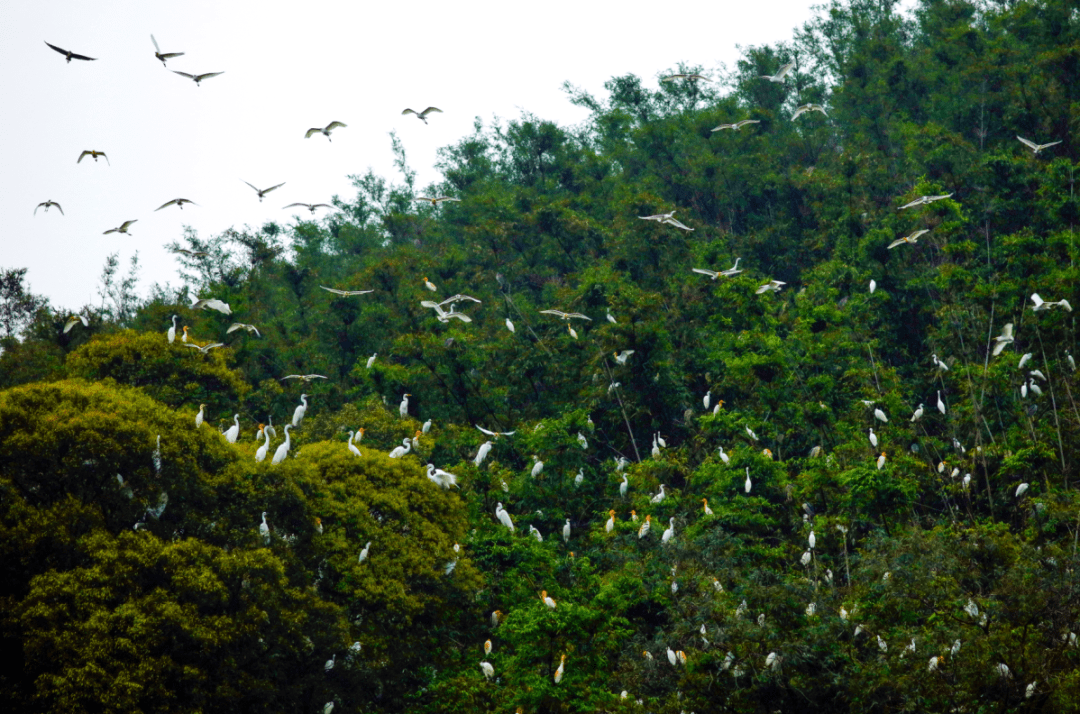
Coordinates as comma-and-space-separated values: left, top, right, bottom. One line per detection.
184, 341, 226, 355
1016, 482, 1029, 498
324, 703, 334, 714
577, 432, 588, 449
422, 419, 432, 433
792, 103, 828, 119
745, 468, 752, 493
874, 408, 888, 423
992, 323, 1014, 356
662, 517, 675, 544
869, 428, 878, 447
1026, 681, 1037, 699
388, 438, 413, 459
243, 181, 285, 202
227, 322, 262, 336
702, 498, 713, 516
541, 590, 556, 608
103, 220, 137, 236
399, 393, 411, 418
554, 654, 566, 683
667, 647, 678, 666
402, 106, 442, 123
606, 311, 617, 323
756, 279, 786, 294
898, 193, 953, 210
358, 541, 371, 563
167, 315, 178, 343
1019, 352, 1033, 370
426, 464, 458, 489
305, 121, 347, 141
172, 69, 224, 86
483, 639, 492, 655
366, 353, 377, 368
613, 350, 634, 365
877, 452, 887, 470
35, 200, 64, 215
760, 60, 795, 82
474, 441, 493, 466
530, 456, 544, 478
937, 390, 946, 415
620, 474, 629, 496
224, 415, 240, 443
887, 229, 930, 249
638, 515, 651, 538
255, 426, 270, 462
711, 119, 760, 131
321, 286, 374, 297
651, 484, 666, 504
505, 317, 515, 332
292, 394, 308, 427
495, 503, 515, 532
529, 526, 544, 544
195, 404, 205, 428
801, 551, 811, 566
932, 353, 950, 372
272, 426, 293, 465
264, 417, 277, 441
1017, 136, 1062, 154
703, 390, 711, 409
877, 636, 888, 652
718, 446, 730, 464
476, 425, 516, 437
562, 519, 571, 542
651, 435, 661, 459
348, 431, 362, 457
605, 510, 615, 532
809, 530, 816, 549
480, 661, 494, 679
1067, 351, 1076, 371
259, 512, 270, 544
910, 404, 924, 422
574, 468, 584, 486
325, 654, 335, 672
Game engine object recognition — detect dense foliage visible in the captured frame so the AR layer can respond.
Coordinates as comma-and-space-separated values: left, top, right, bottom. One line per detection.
5, 1, 1080, 711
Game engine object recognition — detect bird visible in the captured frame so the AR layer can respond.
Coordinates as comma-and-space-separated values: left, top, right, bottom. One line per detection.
562, 519, 571, 542
103, 220, 137, 235
661, 73, 711, 82
711, 119, 760, 132
63, 315, 88, 333
801, 550, 812, 566
305, 121, 347, 140
620, 474, 629, 496
480, 661, 494, 680
45, 41, 97, 62
323, 703, 334, 714
703, 391, 712, 410
505, 317, 515, 332
662, 517, 675, 544
1017, 136, 1062, 154
170, 248, 208, 257
414, 195, 462, 205
639, 209, 676, 223
888, 229, 930, 249
225, 322, 260, 337
746, 426, 758, 441
195, 404, 205, 428
745, 468, 752, 493
155, 198, 197, 211
530, 456, 544, 478
255, 427, 270, 462
34, 200, 64, 215
937, 390, 946, 415
184, 341, 225, 355
651, 484, 666, 504
554, 654, 566, 683
1016, 482, 1029, 499
992, 323, 1015, 356
870, 279, 877, 294
540, 309, 592, 322
1026, 681, 1038, 699
243, 181, 285, 202
605, 510, 616, 532
756, 280, 786, 294
476, 425, 516, 437
284, 202, 334, 214
638, 515, 651, 538
877, 635, 888, 653
292, 394, 309, 427
932, 353, 950, 372
792, 103, 828, 119
877, 452, 887, 470
760, 60, 795, 82
324, 654, 335, 673
483, 639, 492, 656
281, 374, 327, 383
224, 415, 240, 443
259, 512, 270, 544
173, 70, 224, 86
910, 404, 924, 422
541, 590, 556, 608
809, 530, 816, 549
420, 300, 473, 323
426, 464, 458, 489
869, 428, 878, 447
606, 310, 617, 323
1019, 352, 1033, 370
874, 408, 889, 423
718, 446, 730, 464
495, 503, 515, 532
474, 441, 493, 466
388, 437, 414, 459
898, 193, 953, 210
402, 107, 443, 123
347, 431, 362, 457
365, 353, 378, 370
77, 150, 109, 165
1030, 293, 1072, 312
150, 34, 183, 65
667, 647, 678, 666
613, 350, 635, 365
190, 298, 231, 314
358, 541, 371, 563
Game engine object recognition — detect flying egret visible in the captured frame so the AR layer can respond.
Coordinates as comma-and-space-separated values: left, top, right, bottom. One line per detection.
272, 426, 292, 464
760, 60, 795, 82
103, 220, 137, 235
358, 541, 371, 563
224, 415, 240, 443
495, 503, 515, 532
150, 34, 183, 65
305, 121, 347, 140
45, 41, 97, 63
34, 200, 64, 215
243, 181, 285, 202
402, 106, 442, 123
321, 286, 374, 297
898, 193, 953, 210
191, 297, 232, 314
711, 119, 760, 132
292, 394, 308, 427
613, 350, 635, 365
476, 425, 516, 437
606, 510, 616, 532
77, 149, 109, 164
1017, 136, 1062, 154
792, 103, 828, 119
414, 195, 462, 205
756, 279, 786, 294
173, 70, 224, 86
887, 229, 930, 249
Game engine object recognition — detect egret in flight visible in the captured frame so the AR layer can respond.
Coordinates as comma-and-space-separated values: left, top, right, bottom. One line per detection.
173, 70, 224, 86
1017, 136, 1062, 155
402, 107, 442, 123
322, 285, 374, 297
103, 220, 137, 235
888, 229, 929, 249
711, 120, 760, 132
991, 323, 1014, 356
77, 150, 109, 164
35, 200, 64, 215
63, 314, 89, 333
150, 34, 183, 65
898, 193, 953, 210
243, 181, 285, 202
45, 41, 96, 63
792, 104, 828, 119
305, 121, 347, 140
156, 198, 197, 211
760, 60, 795, 82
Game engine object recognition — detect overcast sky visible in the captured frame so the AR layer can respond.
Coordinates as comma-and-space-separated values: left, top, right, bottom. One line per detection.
3, 0, 844, 311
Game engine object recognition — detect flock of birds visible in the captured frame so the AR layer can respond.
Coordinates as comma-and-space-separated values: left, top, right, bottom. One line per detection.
39, 38, 1070, 706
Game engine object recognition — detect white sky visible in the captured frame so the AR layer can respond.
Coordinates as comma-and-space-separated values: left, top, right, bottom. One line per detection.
3, 0, 831, 310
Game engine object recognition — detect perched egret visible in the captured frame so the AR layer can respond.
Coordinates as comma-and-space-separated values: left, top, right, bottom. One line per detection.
651, 484, 666, 504
703, 391, 711, 410
662, 517, 675, 544
347, 430, 363, 457
910, 404, 924, 422
932, 353, 950, 372
638, 515, 651, 538
224, 414, 240, 443
809, 530, 816, 549
554, 654, 566, 683
495, 503, 515, 532
292, 394, 308, 427
703, 498, 713, 516
1016, 482, 1029, 498
937, 390, 946, 415
259, 512, 270, 544
484, 639, 492, 655
426, 464, 458, 489
529, 524, 544, 542
474, 441, 493, 466
255, 426, 270, 462
167, 315, 178, 343
577, 432, 588, 449
620, 474, 629, 496
1019, 352, 1033, 370
399, 393, 411, 418
541, 590, 557, 608
574, 468, 584, 486
505, 317, 515, 332
563, 519, 571, 542
480, 661, 494, 679
358, 541, 371, 563
264, 418, 277, 441
869, 428, 878, 447
195, 404, 205, 428
606, 311, 617, 323
746, 426, 759, 441
422, 419, 432, 433
272, 426, 292, 465
366, 353, 377, 368
874, 408, 888, 423
667, 647, 678, 666
325, 654, 336, 672
869, 279, 877, 294
877, 452, 887, 470
745, 468, 752, 493
801, 550, 812, 566
605, 510, 615, 532
388, 438, 413, 459
530, 456, 544, 478
718, 446, 730, 464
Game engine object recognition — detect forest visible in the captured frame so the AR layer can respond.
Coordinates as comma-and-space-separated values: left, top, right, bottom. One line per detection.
3, 0, 1080, 711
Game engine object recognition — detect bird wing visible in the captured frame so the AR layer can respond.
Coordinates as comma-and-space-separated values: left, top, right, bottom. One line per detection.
402, 108, 417, 115
420, 300, 441, 309
34, 203, 44, 215
103, 227, 118, 235
196, 72, 224, 81
447, 313, 473, 322
663, 217, 694, 231
325, 121, 346, 131
155, 200, 177, 211
55, 203, 64, 215
910, 229, 930, 241
1001, 323, 1014, 339
151, 34, 161, 52
565, 312, 592, 321
183, 343, 202, 350
435, 196, 462, 202
692, 268, 719, 277
172, 70, 195, 79
226, 323, 245, 334
886, 237, 907, 249
45, 41, 70, 56
160, 52, 184, 59
77, 150, 90, 163
897, 198, 922, 210
306, 375, 328, 379
755, 284, 772, 294
1016, 136, 1039, 151
264, 182, 285, 193
540, 309, 568, 318
737, 120, 760, 127
120, 220, 137, 230
792, 107, 808, 119
284, 203, 311, 210
304, 128, 321, 138
281, 375, 303, 380
243, 180, 260, 192
63, 316, 80, 333
711, 124, 734, 132
312, 204, 334, 209
203, 343, 225, 351
420, 107, 443, 116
